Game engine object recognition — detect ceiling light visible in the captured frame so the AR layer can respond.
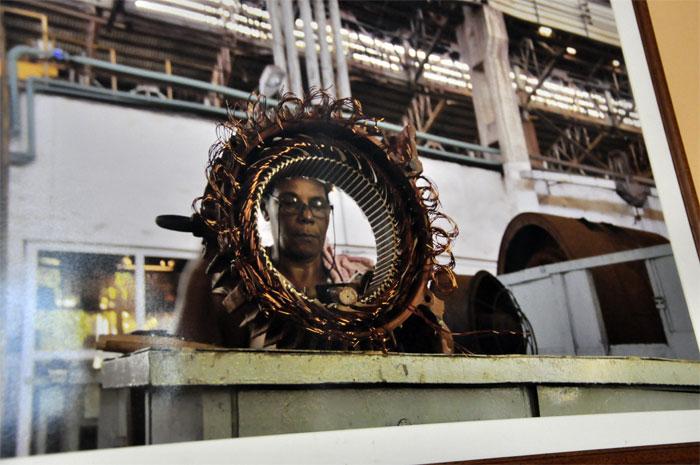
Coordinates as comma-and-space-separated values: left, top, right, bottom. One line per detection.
566, 46, 577, 55
538, 26, 553, 38
612, 59, 621, 67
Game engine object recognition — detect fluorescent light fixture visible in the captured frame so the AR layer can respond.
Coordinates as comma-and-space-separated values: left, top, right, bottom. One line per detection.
134, 0, 224, 26
39, 257, 61, 266
538, 26, 553, 37
130, 0, 637, 127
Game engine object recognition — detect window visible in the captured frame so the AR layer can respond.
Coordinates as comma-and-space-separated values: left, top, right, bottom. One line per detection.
14, 244, 196, 455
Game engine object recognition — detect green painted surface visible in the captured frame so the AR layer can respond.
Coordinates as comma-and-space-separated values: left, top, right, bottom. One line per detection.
237, 387, 533, 436
101, 349, 700, 388
537, 386, 700, 416
97, 349, 700, 445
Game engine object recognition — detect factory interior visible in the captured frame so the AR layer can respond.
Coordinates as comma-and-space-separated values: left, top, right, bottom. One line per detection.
0, 0, 698, 462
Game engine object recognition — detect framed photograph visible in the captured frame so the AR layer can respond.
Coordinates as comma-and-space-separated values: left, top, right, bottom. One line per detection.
1, 0, 698, 463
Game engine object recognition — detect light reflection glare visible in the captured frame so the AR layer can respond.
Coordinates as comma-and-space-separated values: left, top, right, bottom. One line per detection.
132, 0, 639, 126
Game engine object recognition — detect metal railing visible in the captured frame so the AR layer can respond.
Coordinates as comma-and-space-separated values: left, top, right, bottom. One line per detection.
8, 46, 502, 168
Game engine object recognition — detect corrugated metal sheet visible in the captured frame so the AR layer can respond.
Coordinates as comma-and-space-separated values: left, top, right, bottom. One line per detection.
489, 0, 620, 46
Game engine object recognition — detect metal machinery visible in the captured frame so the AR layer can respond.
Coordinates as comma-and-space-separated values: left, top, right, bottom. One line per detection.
498, 213, 697, 358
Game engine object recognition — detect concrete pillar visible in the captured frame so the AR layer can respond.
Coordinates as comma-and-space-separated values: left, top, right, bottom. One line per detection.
280, 0, 304, 97
299, 0, 321, 92
266, 0, 289, 93
456, 4, 537, 213
328, 0, 351, 99
313, 0, 336, 97
456, 5, 532, 182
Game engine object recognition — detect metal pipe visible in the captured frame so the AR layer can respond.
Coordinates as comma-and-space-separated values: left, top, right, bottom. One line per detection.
0, 9, 8, 455
67, 54, 274, 103
371, 120, 501, 154
328, 0, 351, 98
10, 77, 36, 165
416, 145, 502, 168
313, 0, 335, 96
10, 77, 247, 165
8, 46, 53, 135
280, 0, 304, 97
19, 80, 500, 169
8, 47, 501, 167
299, 0, 321, 92
0, 7, 49, 51
266, 0, 288, 93
39, 79, 242, 116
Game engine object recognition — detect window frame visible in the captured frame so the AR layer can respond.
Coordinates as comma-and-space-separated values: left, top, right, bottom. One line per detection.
15, 240, 197, 456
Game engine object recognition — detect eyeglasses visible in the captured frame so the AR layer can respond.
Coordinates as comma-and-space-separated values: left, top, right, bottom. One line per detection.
269, 194, 332, 218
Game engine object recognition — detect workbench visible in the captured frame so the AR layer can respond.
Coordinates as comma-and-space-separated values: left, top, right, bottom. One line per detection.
97, 349, 700, 447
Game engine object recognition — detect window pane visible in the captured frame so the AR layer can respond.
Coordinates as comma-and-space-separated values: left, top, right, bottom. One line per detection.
36, 252, 136, 351
144, 256, 189, 332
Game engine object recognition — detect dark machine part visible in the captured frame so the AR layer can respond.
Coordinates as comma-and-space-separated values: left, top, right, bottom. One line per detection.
316, 284, 360, 305
155, 214, 211, 239
439, 272, 532, 355
497, 212, 669, 345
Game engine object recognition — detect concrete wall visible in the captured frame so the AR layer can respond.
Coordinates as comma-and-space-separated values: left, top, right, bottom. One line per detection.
5, 94, 669, 337
2, 92, 676, 456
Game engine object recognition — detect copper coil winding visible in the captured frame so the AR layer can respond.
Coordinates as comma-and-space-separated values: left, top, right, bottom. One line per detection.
194, 91, 458, 350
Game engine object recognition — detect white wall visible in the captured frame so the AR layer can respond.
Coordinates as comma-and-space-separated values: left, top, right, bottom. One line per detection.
2, 93, 676, 455
5, 94, 669, 334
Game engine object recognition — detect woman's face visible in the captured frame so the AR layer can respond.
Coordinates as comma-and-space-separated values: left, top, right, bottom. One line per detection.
263, 178, 331, 262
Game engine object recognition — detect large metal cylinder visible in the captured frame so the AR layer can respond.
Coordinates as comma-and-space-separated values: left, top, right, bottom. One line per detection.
497, 213, 669, 345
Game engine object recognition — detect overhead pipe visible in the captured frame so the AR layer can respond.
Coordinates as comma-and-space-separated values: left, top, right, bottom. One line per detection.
280, 0, 304, 97
8, 46, 54, 136
14, 82, 500, 168
328, 0, 351, 99
313, 0, 335, 96
9, 78, 36, 165
376, 120, 501, 154
9, 77, 247, 165
7, 46, 501, 167
8, 46, 278, 141
68, 54, 272, 103
298, 0, 321, 92
265, 0, 289, 93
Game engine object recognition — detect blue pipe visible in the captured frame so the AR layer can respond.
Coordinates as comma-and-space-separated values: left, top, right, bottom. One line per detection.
8, 46, 55, 136
10, 78, 249, 164
65, 53, 500, 155
7, 45, 502, 166
33, 78, 247, 119
10, 78, 37, 165
377, 121, 501, 155
416, 145, 501, 167
67, 53, 280, 107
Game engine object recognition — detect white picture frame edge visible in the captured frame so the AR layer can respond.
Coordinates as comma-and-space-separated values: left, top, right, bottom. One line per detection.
8, 2, 698, 463
610, 0, 700, 350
